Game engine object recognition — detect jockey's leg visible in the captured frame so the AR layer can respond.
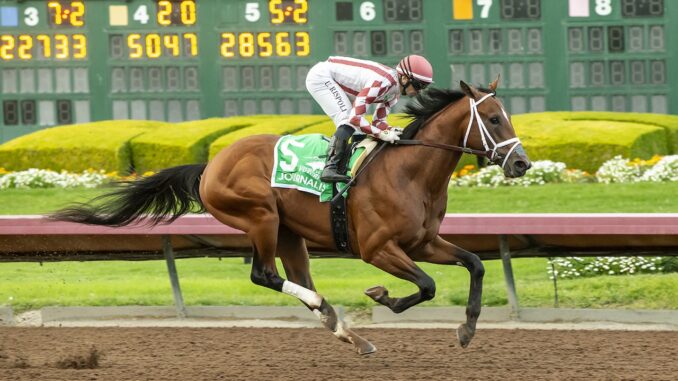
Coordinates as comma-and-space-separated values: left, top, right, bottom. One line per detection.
321, 124, 353, 182
305, 63, 354, 183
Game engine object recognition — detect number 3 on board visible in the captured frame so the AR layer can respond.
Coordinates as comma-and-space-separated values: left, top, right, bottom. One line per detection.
24, 7, 39, 26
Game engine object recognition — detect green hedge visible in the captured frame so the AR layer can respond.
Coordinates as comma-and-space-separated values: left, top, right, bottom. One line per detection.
130, 117, 254, 173
0, 120, 163, 172
293, 120, 336, 136
556, 112, 678, 153
208, 115, 326, 159
513, 112, 675, 172
1, 112, 674, 174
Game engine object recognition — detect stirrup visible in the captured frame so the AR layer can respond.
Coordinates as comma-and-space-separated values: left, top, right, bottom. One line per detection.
321, 167, 350, 183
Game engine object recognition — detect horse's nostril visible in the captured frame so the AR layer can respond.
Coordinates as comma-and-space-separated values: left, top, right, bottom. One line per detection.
515, 160, 527, 171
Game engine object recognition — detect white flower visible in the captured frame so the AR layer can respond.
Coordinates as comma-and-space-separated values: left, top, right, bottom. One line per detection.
596, 156, 640, 184
0, 169, 109, 189
449, 155, 677, 188
450, 160, 569, 188
640, 155, 678, 182
547, 256, 666, 279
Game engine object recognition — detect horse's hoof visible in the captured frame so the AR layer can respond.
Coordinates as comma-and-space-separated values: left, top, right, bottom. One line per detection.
456, 323, 475, 348
365, 286, 388, 303
356, 341, 377, 355
342, 326, 376, 355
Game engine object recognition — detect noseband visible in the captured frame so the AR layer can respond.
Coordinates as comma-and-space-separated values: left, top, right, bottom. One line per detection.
396, 93, 522, 169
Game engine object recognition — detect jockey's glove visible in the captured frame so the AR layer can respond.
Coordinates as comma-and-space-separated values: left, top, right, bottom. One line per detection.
377, 128, 401, 143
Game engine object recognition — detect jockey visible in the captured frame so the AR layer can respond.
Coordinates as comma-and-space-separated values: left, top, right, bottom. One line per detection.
306, 55, 434, 182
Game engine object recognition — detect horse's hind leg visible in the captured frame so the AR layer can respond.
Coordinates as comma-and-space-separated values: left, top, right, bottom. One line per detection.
277, 225, 376, 355
278, 225, 314, 291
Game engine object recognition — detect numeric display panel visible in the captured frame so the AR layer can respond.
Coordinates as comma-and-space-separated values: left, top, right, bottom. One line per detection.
1, 0, 90, 132
566, 0, 668, 113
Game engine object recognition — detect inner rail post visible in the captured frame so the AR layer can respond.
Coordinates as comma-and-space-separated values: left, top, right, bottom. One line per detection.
163, 235, 187, 319
499, 234, 520, 319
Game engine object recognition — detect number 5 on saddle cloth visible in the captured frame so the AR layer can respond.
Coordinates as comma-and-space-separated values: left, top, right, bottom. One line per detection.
271, 134, 379, 253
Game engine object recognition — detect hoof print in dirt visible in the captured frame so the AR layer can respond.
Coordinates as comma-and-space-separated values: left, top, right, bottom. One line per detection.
55, 346, 101, 369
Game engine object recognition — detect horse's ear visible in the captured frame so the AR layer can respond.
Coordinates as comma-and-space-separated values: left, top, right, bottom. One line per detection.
460, 80, 481, 100
489, 74, 501, 92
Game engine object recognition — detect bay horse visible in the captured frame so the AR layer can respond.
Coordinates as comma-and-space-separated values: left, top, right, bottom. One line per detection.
52, 79, 531, 354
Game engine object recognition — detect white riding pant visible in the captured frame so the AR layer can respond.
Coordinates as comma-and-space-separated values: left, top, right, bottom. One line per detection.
305, 62, 352, 129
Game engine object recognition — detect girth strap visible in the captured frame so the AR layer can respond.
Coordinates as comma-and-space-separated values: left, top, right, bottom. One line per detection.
330, 186, 351, 253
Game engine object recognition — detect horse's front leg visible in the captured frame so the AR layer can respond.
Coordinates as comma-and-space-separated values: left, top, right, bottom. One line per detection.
362, 241, 437, 313
410, 236, 485, 348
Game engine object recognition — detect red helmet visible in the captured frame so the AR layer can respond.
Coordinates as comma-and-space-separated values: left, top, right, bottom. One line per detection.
397, 55, 433, 84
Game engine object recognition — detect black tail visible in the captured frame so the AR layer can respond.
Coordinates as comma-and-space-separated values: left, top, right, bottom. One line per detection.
50, 164, 207, 226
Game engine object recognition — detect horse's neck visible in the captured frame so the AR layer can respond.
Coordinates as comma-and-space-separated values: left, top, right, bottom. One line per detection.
397, 105, 467, 193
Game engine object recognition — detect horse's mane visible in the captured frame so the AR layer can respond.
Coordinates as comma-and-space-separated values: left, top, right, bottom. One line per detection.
400, 87, 493, 139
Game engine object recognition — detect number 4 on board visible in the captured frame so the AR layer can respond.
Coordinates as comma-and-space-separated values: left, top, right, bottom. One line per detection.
134, 5, 150, 24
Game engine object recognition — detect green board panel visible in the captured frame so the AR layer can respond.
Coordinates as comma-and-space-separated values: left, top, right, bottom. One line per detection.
1, 0, 676, 142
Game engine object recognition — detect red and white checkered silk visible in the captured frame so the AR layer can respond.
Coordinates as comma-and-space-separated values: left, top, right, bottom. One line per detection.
326, 57, 400, 135
349, 80, 399, 134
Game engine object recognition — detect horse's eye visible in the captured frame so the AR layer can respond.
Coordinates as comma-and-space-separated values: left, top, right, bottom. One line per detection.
489, 117, 500, 125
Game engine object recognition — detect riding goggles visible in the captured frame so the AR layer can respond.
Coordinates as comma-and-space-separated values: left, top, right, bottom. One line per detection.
410, 78, 430, 91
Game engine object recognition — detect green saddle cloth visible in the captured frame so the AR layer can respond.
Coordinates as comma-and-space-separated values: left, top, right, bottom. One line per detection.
271, 134, 364, 202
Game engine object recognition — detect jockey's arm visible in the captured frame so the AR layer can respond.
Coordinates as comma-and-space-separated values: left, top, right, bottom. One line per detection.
371, 97, 397, 132
348, 80, 393, 135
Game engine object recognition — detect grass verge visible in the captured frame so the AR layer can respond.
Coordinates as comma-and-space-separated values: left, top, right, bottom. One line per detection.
0, 257, 675, 313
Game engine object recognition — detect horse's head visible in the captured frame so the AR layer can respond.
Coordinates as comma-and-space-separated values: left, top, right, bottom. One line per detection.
458, 78, 531, 178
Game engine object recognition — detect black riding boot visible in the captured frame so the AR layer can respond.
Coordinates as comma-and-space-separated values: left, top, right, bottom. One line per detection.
320, 135, 351, 183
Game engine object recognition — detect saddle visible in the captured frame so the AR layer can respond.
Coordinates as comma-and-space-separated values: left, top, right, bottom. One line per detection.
347, 137, 379, 178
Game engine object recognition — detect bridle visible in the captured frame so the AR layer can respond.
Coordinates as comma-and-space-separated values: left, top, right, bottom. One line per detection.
463, 93, 522, 168
397, 92, 523, 169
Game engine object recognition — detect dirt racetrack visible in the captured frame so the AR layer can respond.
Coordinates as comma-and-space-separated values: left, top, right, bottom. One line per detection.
0, 327, 676, 381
